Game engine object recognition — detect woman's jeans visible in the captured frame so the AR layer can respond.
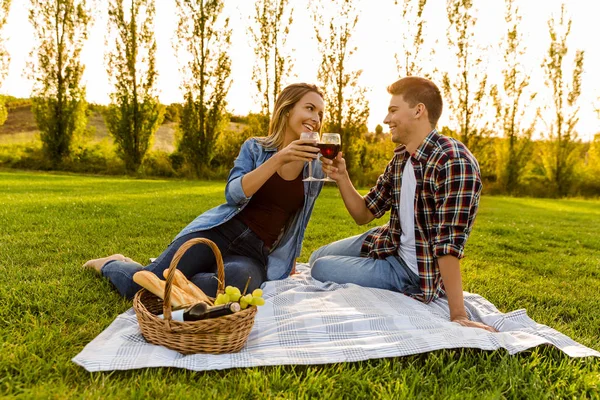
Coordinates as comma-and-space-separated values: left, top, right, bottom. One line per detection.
309, 228, 422, 296
101, 217, 269, 299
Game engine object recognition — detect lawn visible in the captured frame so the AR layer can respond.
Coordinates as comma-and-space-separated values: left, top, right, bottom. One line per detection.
0, 170, 598, 399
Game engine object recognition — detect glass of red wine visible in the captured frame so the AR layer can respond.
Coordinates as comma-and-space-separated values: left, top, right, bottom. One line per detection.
317, 133, 341, 183
300, 131, 320, 182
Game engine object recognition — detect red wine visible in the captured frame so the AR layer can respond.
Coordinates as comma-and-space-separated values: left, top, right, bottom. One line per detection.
317, 143, 340, 159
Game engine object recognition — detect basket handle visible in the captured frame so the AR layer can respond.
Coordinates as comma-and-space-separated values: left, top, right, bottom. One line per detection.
162, 238, 225, 321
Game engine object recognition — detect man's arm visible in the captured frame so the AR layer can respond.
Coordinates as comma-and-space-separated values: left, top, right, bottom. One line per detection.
322, 152, 397, 225
437, 255, 496, 332
335, 173, 375, 225
322, 152, 375, 225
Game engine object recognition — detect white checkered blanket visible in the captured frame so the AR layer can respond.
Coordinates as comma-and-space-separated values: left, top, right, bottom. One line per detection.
72, 264, 599, 372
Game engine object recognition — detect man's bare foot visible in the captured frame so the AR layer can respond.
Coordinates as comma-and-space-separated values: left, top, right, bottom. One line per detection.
83, 254, 128, 273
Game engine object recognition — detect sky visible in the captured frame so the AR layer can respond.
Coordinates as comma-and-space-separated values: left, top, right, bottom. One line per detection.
1, 0, 599, 141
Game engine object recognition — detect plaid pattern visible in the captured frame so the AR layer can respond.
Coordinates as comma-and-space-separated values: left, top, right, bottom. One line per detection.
362, 129, 482, 304
72, 265, 598, 373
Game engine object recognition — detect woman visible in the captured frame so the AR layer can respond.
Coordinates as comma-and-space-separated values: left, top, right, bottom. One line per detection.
84, 83, 326, 298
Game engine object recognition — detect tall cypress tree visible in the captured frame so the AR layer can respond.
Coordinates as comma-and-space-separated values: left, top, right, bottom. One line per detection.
539, 4, 584, 197
174, 0, 232, 176
105, 0, 163, 173
0, 0, 11, 126
28, 0, 91, 165
249, 0, 293, 120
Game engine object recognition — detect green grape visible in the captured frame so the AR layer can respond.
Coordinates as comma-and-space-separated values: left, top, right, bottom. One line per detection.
230, 293, 241, 302
252, 288, 263, 298
225, 286, 235, 295
225, 286, 241, 296
253, 297, 265, 306
215, 293, 229, 305
239, 298, 249, 310
242, 294, 253, 304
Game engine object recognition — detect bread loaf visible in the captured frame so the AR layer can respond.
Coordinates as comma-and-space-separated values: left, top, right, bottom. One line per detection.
133, 271, 195, 308
162, 268, 213, 305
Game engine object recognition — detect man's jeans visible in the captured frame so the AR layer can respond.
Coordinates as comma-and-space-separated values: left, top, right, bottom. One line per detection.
309, 228, 422, 295
102, 217, 269, 299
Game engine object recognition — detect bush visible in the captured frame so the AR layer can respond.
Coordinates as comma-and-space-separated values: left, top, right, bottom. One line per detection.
140, 150, 177, 177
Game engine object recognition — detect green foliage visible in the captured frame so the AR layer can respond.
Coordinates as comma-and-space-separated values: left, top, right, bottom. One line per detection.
1, 173, 599, 398
311, 0, 370, 174
538, 4, 585, 197
249, 0, 294, 118
0, 0, 8, 126
105, 0, 163, 173
442, 0, 489, 156
0, 95, 6, 126
212, 113, 267, 170
104, 100, 163, 173
163, 103, 182, 123
28, 0, 91, 165
580, 133, 600, 195
394, 0, 430, 77
349, 133, 397, 187
0, 0, 10, 125
32, 95, 88, 164
174, 0, 232, 176
489, 0, 536, 194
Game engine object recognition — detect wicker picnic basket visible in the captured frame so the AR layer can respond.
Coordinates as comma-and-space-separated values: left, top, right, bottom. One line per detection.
132, 237, 257, 354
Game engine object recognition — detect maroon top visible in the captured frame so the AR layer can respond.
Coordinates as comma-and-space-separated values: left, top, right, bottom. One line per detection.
236, 171, 305, 248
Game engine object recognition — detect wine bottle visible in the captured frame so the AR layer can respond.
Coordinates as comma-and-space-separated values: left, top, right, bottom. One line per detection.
158, 302, 240, 321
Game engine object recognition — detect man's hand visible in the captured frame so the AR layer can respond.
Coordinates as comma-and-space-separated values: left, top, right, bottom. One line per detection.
320, 151, 348, 181
452, 316, 497, 332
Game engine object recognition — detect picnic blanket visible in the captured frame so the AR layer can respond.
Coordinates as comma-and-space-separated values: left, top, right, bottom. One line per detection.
73, 264, 599, 372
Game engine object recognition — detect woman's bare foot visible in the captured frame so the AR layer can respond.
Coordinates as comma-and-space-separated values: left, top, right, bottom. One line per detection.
83, 254, 128, 273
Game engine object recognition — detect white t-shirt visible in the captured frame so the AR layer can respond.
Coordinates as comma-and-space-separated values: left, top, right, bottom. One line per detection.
398, 160, 419, 276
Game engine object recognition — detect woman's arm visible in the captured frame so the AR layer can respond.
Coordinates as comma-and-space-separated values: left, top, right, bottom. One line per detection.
225, 139, 319, 205
242, 139, 320, 197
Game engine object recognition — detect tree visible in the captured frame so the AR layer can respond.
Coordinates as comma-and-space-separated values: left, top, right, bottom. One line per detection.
442, 0, 489, 155
393, 0, 431, 77
539, 3, 584, 197
582, 133, 600, 195
28, 0, 90, 165
249, 0, 293, 118
0, 0, 11, 126
174, 0, 232, 176
490, 0, 536, 194
310, 0, 369, 174
105, 0, 163, 173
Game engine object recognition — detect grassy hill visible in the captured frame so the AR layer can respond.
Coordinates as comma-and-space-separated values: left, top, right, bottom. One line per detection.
0, 105, 246, 152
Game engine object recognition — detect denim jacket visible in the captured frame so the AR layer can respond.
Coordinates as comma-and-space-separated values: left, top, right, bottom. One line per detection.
174, 138, 325, 280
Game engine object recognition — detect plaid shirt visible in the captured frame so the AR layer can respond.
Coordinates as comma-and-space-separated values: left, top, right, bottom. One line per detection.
361, 129, 482, 304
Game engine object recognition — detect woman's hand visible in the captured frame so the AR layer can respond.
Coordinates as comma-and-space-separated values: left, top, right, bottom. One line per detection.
320, 151, 348, 181
275, 139, 320, 165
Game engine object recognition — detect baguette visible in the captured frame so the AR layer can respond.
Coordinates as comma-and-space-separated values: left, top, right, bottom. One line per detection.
133, 271, 196, 308
162, 268, 213, 305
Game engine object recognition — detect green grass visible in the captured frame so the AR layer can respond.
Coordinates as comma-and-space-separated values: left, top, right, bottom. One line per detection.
1, 170, 599, 399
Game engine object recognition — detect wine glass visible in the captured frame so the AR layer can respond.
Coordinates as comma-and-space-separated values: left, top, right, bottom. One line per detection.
316, 133, 341, 183
300, 131, 320, 182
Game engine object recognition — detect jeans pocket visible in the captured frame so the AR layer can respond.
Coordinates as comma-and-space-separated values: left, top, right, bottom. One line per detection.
229, 228, 265, 262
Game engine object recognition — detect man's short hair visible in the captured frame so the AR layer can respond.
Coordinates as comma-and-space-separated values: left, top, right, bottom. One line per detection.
387, 77, 443, 128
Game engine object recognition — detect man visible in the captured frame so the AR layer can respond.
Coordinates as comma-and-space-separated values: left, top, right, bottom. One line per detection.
310, 76, 494, 332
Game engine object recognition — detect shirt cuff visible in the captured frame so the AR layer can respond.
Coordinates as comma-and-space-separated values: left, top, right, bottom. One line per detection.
226, 176, 251, 205
433, 243, 464, 259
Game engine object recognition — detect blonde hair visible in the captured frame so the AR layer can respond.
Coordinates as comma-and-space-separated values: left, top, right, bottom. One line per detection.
256, 83, 324, 149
